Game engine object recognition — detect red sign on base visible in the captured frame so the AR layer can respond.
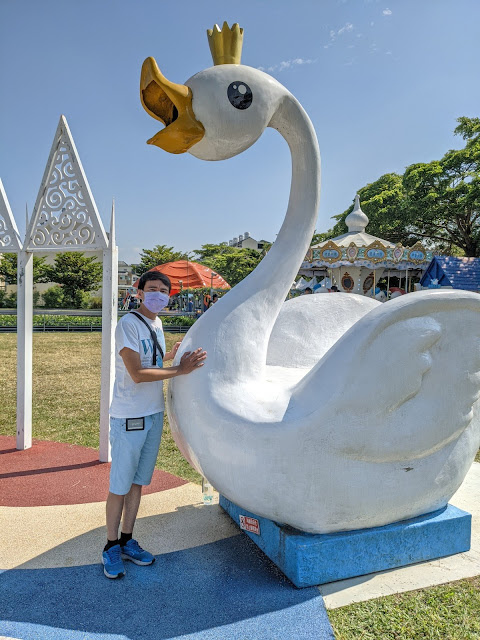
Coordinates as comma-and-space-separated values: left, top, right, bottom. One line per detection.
239, 515, 260, 535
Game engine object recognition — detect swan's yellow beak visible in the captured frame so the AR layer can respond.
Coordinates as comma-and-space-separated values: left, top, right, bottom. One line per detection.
140, 57, 205, 154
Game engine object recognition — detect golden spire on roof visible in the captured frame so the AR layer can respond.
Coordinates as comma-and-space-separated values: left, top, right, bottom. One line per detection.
207, 22, 244, 65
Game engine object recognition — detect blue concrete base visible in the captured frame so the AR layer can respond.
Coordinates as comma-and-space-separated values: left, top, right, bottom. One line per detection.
220, 496, 472, 588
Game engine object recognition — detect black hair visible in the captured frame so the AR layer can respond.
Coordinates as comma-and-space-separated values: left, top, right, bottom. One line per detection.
212, 293, 218, 299
137, 271, 171, 292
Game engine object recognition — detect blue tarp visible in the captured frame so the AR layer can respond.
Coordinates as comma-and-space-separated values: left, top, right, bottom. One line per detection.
420, 256, 480, 291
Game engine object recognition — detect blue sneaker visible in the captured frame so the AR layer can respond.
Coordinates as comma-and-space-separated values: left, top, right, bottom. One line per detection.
121, 539, 155, 566
102, 544, 125, 579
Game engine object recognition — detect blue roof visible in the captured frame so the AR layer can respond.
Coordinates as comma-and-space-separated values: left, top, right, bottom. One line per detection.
420, 256, 480, 291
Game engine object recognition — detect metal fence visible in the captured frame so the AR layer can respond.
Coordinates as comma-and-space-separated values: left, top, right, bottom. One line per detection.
0, 324, 190, 333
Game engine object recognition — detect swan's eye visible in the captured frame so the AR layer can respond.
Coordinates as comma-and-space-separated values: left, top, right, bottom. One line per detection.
227, 82, 253, 110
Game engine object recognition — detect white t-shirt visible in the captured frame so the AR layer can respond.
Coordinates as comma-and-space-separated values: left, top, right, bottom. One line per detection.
109, 312, 167, 418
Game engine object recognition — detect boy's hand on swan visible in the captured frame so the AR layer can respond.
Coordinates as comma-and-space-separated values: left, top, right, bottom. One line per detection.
178, 348, 207, 375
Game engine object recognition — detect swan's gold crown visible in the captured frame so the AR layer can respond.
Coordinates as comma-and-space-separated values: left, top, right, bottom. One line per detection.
207, 22, 243, 65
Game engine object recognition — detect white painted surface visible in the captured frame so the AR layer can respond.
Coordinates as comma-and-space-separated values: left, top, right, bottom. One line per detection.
25, 116, 108, 252
162, 64, 480, 534
267, 294, 379, 370
0, 180, 32, 451
8, 115, 113, 459
16, 251, 33, 450
99, 203, 118, 462
321, 462, 480, 608
0, 179, 22, 251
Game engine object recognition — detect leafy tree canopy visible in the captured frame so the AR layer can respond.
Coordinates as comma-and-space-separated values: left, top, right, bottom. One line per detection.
311, 231, 334, 246
193, 243, 264, 287
0, 254, 50, 284
45, 252, 102, 308
315, 173, 408, 245
403, 117, 480, 256
315, 118, 480, 257
138, 245, 188, 274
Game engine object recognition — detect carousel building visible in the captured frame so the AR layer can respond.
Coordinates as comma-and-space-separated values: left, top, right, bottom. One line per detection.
299, 195, 434, 299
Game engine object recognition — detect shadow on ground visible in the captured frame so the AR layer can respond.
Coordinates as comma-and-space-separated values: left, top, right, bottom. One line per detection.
0, 530, 334, 640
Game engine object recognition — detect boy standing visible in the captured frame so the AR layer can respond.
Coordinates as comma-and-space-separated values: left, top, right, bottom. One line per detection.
103, 270, 206, 579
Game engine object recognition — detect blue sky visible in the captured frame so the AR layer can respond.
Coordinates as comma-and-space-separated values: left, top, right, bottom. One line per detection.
1, 0, 479, 264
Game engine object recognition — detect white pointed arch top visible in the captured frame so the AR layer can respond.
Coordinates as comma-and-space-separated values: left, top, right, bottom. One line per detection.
25, 116, 108, 252
0, 179, 22, 252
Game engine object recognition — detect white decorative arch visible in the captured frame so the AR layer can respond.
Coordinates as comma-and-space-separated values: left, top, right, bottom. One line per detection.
0, 179, 22, 251
3, 116, 117, 461
25, 115, 108, 252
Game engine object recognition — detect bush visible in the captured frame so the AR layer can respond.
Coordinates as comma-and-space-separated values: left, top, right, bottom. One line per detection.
65, 290, 91, 309
0, 291, 17, 308
0, 314, 17, 326
0, 313, 198, 328
42, 286, 64, 308
161, 315, 196, 327
33, 315, 103, 327
42, 286, 92, 309
0, 290, 41, 308
89, 296, 103, 309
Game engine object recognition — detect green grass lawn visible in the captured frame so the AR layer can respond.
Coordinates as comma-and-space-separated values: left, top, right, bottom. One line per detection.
329, 576, 480, 640
1, 333, 479, 639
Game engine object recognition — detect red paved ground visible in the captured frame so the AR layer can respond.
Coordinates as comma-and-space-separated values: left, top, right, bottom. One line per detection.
0, 436, 187, 507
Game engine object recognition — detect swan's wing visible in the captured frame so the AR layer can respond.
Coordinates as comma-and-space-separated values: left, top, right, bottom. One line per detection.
288, 290, 480, 462
266, 293, 380, 370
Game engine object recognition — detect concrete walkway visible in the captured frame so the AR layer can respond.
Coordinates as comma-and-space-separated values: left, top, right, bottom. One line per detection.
1, 435, 478, 637
0, 437, 334, 640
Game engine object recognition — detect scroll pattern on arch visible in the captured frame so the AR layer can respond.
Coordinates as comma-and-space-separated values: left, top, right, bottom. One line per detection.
0, 179, 22, 251
26, 116, 107, 251
0, 214, 13, 249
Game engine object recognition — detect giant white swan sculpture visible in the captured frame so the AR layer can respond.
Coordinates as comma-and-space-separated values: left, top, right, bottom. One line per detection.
141, 23, 480, 534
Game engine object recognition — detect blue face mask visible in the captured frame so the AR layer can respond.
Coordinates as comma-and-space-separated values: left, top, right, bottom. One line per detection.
142, 291, 169, 313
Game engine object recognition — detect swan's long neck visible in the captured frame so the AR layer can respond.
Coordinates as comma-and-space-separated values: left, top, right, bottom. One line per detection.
199, 94, 320, 382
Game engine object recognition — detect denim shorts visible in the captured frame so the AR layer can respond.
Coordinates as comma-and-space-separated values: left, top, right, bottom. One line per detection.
109, 412, 164, 495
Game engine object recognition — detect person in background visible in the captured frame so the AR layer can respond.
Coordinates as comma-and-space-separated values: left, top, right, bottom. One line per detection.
102, 270, 207, 580
303, 287, 313, 295
207, 293, 218, 309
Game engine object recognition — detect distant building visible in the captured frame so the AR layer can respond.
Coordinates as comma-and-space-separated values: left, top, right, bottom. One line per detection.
118, 261, 137, 288
420, 256, 480, 292
227, 232, 269, 252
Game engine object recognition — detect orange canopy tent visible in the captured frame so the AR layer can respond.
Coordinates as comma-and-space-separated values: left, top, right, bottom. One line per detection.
133, 260, 230, 296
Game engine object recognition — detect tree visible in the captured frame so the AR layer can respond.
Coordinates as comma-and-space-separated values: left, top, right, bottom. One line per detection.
45, 252, 103, 308
403, 117, 480, 256
319, 173, 409, 245
258, 240, 272, 256
194, 243, 264, 287
316, 118, 480, 256
311, 231, 332, 246
130, 263, 142, 276
138, 245, 188, 273
0, 253, 50, 284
